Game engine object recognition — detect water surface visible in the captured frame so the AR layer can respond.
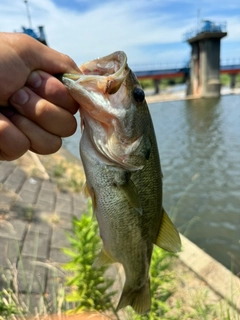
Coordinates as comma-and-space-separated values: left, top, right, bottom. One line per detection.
64, 95, 240, 272
151, 95, 240, 272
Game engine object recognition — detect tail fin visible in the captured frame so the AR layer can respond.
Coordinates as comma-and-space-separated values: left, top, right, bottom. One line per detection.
116, 280, 151, 315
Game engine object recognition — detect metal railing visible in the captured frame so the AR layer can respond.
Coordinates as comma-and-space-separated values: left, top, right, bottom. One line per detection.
183, 20, 227, 41
131, 58, 240, 76
131, 61, 189, 72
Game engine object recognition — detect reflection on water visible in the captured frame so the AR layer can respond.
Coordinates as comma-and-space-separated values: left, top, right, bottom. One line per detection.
151, 95, 240, 272
64, 95, 240, 272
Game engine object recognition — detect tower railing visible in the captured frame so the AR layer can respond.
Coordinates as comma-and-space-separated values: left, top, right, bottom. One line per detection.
183, 20, 227, 41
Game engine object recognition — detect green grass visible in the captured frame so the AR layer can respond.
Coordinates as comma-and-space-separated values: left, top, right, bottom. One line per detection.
139, 77, 185, 91
53, 161, 66, 178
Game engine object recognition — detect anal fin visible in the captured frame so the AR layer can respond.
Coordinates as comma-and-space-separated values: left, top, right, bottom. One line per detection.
155, 208, 181, 253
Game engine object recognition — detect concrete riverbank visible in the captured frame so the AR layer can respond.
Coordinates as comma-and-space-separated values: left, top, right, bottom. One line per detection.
145, 86, 240, 104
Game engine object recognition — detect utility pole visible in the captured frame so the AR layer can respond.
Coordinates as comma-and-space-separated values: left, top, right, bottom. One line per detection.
24, 0, 32, 29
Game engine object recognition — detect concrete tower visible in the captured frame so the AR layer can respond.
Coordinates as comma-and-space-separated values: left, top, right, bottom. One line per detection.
185, 21, 227, 98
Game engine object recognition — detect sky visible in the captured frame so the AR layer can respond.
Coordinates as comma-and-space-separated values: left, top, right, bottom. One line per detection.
0, 0, 240, 70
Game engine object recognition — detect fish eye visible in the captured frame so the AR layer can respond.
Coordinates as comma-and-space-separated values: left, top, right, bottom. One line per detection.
133, 87, 145, 103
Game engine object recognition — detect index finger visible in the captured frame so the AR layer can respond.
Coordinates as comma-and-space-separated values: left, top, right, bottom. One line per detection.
20, 35, 80, 74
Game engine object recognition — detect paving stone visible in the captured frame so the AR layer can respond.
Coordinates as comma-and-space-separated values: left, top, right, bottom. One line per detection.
41, 180, 57, 192
0, 237, 21, 267
55, 198, 72, 214
51, 227, 71, 249
0, 189, 17, 205
51, 218, 73, 230
4, 179, 24, 193
17, 256, 47, 294
4, 167, 27, 193
19, 189, 38, 204
0, 158, 91, 310
21, 177, 42, 192
34, 209, 72, 230
49, 247, 71, 264
22, 231, 49, 259
73, 193, 88, 217
28, 219, 52, 235
0, 162, 15, 183
57, 191, 72, 201
54, 210, 73, 224
35, 198, 55, 212
10, 200, 35, 221
0, 219, 27, 240
38, 189, 56, 203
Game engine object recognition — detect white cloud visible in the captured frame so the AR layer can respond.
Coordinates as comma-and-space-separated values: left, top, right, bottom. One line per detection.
0, 0, 239, 67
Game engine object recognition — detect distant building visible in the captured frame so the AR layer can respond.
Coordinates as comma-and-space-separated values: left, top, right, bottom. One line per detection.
184, 20, 227, 98
21, 25, 47, 45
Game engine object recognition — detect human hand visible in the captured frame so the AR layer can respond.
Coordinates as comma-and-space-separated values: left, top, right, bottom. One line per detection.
0, 32, 80, 161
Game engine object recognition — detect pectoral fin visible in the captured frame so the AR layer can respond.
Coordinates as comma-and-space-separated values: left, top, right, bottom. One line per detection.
83, 183, 97, 212
118, 179, 142, 214
92, 248, 115, 268
83, 182, 90, 198
155, 209, 181, 253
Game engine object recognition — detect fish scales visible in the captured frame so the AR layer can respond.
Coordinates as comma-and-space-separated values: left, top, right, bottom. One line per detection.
62, 51, 181, 315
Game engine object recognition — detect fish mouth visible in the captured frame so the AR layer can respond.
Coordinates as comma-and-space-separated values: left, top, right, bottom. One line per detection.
61, 51, 128, 94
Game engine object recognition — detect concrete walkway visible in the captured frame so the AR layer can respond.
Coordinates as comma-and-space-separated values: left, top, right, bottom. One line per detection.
0, 159, 88, 314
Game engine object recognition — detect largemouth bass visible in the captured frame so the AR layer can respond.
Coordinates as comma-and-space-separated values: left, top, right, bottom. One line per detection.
62, 51, 181, 315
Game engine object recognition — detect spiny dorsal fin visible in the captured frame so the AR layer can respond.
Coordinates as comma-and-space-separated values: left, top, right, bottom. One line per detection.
155, 208, 181, 253
92, 249, 115, 269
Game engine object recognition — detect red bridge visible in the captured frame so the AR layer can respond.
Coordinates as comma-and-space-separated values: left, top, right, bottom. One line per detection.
134, 64, 240, 80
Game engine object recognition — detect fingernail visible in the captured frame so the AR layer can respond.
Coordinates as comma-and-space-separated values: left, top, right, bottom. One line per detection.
27, 71, 42, 88
10, 88, 29, 105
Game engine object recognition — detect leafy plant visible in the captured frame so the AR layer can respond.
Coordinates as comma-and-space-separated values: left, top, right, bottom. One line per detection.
0, 288, 21, 319
63, 203, 117, 316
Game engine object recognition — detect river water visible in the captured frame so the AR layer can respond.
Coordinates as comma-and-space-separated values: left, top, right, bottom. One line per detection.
63, 95, 240, 273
